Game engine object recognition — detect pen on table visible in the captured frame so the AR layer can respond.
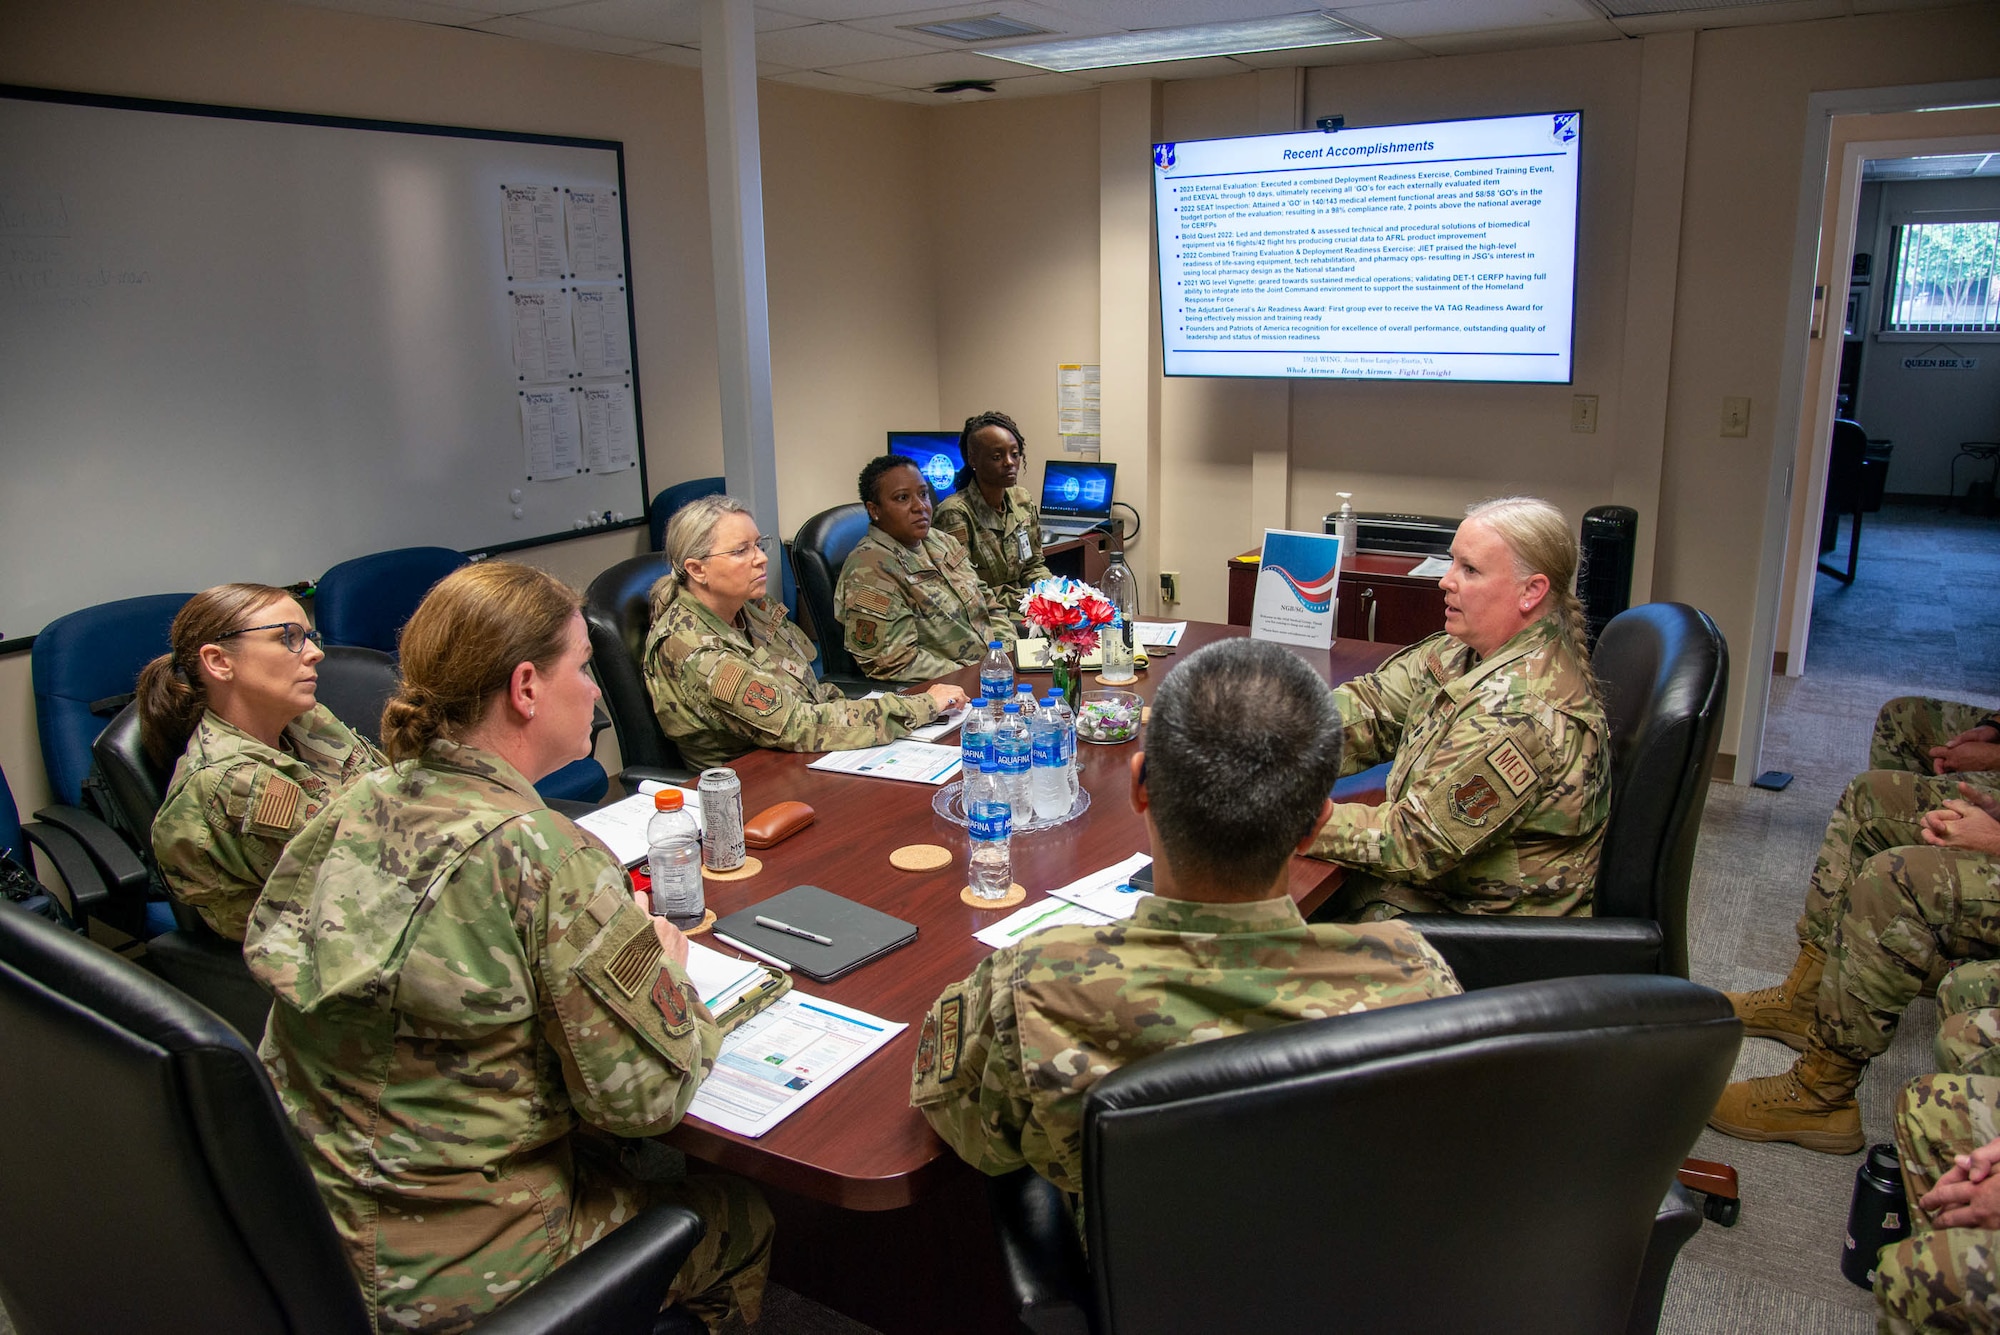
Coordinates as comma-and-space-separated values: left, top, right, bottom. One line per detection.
713, 932, 794, 971
755, 915, 833, 946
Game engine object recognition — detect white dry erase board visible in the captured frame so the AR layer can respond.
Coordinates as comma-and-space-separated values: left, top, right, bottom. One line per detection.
0, 86, 651, 647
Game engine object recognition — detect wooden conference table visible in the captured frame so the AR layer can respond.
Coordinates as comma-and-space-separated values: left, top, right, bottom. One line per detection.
662, 620, 1401, 1212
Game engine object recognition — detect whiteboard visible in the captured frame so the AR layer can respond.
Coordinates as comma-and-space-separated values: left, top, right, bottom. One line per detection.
0, 87, 651, 646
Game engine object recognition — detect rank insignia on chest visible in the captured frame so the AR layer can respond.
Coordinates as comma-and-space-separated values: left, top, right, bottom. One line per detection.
654, 972, 695, 1035
1450, 773, 1502, 825
741, 680, 779, 715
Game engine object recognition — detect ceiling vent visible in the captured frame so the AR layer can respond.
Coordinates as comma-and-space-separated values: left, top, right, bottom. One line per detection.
931, 80, 1000, 101
904, 14, 1053, 42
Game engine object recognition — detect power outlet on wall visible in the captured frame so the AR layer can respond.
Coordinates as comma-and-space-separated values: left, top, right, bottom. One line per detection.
1570, 394, 1598, 433
1160, 571, 1180, 605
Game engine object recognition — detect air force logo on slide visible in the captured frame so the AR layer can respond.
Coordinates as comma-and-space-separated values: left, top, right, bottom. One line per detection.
1153, 143, 1176, 170
1552, 113, 1578, 144
919, 452, 955, 493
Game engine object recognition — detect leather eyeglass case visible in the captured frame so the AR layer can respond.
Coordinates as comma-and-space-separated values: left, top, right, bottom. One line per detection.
744, 800, 815, 849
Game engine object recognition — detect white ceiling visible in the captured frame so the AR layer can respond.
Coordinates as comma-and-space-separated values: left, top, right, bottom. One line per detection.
284, 0, 1968, 101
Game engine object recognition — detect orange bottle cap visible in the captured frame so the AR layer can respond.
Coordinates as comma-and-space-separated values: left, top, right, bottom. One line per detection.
653, 789, 684, 811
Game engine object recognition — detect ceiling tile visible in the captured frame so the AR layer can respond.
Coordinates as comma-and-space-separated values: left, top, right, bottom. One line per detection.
1608, 0, 1842, 32
635, 42, 705, 65
510, 0, 702, 44
836, 0, 1116, 48
982, 69, 1098, 95
755, 22, 938, 64
822, 47, 1042, 86
1225, 33, 1427, 65
1404, 17, 1622, 52
769, 67, 912, 93
289, 0, 508, 23
1062, 54, 1253, 81
1034, 0, 1340, 26
752, 6, 820, 30
468, 13, 666, 52
753, 0, 991, 20
1326, 0, 1601, 39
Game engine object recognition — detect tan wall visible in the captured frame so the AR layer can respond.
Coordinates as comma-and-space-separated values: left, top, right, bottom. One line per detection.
0, 0, 940, 813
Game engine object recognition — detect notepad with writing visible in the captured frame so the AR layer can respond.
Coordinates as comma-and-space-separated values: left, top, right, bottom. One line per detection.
712, 885, 917, 983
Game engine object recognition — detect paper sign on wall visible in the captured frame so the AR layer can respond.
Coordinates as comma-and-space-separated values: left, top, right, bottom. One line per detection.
1250, 528, 1342, 649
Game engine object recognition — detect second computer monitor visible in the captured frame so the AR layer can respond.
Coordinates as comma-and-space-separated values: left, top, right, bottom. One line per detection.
1040, 460, 1116, 522
886, 431, 964, 502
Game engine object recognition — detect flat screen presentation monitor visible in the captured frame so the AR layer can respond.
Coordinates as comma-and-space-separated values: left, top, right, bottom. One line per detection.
1153, 111, 1582, 383
1040, 461, 1117, 520
887, 431, 964, 501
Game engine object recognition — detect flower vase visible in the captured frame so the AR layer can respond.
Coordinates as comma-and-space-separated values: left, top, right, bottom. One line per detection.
1051, 645, 1084, 711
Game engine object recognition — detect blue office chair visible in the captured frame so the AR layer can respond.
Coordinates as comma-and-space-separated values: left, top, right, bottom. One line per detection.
790, 503, 874, 690
648, 476, 726, 553
313, 546, 469, 652
1, 764, 111, 925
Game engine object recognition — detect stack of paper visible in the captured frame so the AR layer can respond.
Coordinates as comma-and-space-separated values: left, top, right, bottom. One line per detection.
807, 740, 962, 785
681, 940, 769, 1012
574, 783, 701, 866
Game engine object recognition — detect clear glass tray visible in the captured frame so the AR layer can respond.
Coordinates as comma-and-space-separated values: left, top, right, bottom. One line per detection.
931, 779, 1091, 832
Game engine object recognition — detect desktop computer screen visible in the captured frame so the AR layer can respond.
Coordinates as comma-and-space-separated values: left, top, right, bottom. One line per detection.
886, 431, 964, 502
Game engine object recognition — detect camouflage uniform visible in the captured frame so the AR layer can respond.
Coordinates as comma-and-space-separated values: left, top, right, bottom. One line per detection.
1870, 696, 2000, 778
245, 739, 771, 1334
1937, 960, 2000, 1080
1814, 846, 2000, 1072
1307, 618, 1610, 918
151, 703, 383, 940
642, 578, 939, 769
1875, 1072, 2000, 1333
910, 893, 1460, 1232
932, 484, 1052, 611
834, 524, 1014, 683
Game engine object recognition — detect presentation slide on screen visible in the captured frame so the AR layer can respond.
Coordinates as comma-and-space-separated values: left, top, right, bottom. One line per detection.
1154, 112, 1581, 383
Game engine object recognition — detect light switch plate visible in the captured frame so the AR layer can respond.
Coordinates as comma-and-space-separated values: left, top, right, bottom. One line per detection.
1722, 396, 1751, 437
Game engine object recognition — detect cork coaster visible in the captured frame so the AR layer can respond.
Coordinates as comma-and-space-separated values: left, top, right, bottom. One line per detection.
891, 843, 953, 872
961, 883, 1027, 910
1094, 671, 1140, 686
701, 856, 763, 882
675, 908, 717, 936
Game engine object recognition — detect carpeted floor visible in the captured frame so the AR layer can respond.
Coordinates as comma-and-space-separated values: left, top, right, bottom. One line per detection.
1663, 499, 2000, 1333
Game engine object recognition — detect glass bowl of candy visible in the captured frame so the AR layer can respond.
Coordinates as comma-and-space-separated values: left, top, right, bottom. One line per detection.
1077, 689, 1143, 744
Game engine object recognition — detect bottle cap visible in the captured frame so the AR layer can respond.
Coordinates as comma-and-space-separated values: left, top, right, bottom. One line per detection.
989, 640, 1003, 648
1003, 702, 1019, 713
653, 789, 684, 811
1017, 684, 1034, 694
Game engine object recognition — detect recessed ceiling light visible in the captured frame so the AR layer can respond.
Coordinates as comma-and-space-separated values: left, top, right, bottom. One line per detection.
977, 10, 1376, 73
904, 15, 1053, 42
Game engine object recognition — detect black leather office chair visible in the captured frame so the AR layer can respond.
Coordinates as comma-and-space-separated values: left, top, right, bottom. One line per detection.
1403, 602, 1728, 989
1818, 419, 1870, 584
790, 502, 873, 689
648, 476, 727, 552
86, 647, 402, 1041
0, 900, 706, 1334
582, 554, 694, 789
986, 974, 1740, 1335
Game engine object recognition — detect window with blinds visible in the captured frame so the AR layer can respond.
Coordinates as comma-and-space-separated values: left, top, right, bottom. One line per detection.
1885, 219, 2000, 334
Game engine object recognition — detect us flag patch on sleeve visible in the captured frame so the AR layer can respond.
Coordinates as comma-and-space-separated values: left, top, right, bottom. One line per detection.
248, 774, 303, 835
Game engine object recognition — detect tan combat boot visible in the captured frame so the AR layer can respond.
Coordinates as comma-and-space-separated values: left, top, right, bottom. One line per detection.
1724, 943, 1825, 1051
1706, 1045, 1866, 1154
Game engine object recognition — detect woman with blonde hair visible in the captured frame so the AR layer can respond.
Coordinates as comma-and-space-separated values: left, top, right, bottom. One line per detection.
246, 561, 771, 1334
138, 583, 382, 940
644, 494, 965, 768
1308, 495, 1610, 920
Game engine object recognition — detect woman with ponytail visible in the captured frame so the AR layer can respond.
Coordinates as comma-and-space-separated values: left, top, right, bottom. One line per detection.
1306, 496, 1610, 920
141, 584, 382, 941
245, 562, 771, 1335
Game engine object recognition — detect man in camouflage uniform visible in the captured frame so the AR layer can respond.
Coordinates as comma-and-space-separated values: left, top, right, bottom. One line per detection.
247, 737, 771, 1333
836, 510, 1015, 683
932, 412, 1053, 611
152, 700, 382, 939
910, 639, 1460, 1230
644, 574, 946, 769
1727, 698, 2000, 1055
1710, 785, 2000, 1154
1874, 1071, 2000, 1331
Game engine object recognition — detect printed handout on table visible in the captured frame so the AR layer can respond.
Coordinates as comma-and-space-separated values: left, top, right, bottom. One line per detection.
520, 386, 581, 479
578, 382, 637, 472
861, 691, 965, 743
1133, 621, 1186, 648
685, 993, 906, 1138
564, 187, 624, 281
807, 740, 962, 785
972, 896, 1114, 950
511, 288, 575, 382
501, 184, 565, 281
1047, 852, 1153, 920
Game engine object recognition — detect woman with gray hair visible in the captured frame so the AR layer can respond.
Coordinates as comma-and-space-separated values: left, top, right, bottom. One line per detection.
642, 494, 967, 769
1309, 495, 1610, 920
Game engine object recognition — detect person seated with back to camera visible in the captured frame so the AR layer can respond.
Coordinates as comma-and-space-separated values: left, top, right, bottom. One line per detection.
1307, 496, 1610, 921
139, 582, 384, 941
643, 494, 967, 769
930, 409, 1053, 612
910, 637, 1461, 1233
247, 561, 771, 1335
836, 453, 1016, 683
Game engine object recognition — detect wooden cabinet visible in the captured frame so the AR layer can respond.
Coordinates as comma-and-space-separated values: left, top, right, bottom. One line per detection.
1227, 551, 1445, 645
1044, 532, 1109, 586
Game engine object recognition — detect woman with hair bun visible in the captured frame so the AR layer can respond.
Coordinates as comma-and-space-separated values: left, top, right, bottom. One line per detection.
932, 410, 1052, 608
245, 561, 770, 1335
139, 583, 382, 941
1308, 496, 1610, 920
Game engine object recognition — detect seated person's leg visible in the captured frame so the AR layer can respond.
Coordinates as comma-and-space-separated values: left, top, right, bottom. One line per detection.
1937, 960, 2000, 1079
1874, 1072, 2000, 1333
1870, 696, 1993, 776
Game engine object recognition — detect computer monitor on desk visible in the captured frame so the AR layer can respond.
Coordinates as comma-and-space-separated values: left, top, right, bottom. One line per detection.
886, 431, 964, 502
1040, 460, 1117, 543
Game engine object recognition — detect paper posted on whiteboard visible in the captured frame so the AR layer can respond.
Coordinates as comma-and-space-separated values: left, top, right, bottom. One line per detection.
1250, 529, 1341, 649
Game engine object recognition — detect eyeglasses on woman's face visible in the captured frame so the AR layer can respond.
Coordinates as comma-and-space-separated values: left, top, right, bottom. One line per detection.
213, 621, 324, 654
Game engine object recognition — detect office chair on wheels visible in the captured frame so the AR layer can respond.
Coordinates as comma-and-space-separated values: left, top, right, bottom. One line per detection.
790, 502, 875, 694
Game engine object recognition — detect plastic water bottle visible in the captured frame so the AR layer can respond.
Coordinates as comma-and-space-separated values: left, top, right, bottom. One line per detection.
1030, 703, 1069, 820
995, 701, 1032, 814
962, 701, 994, 785
646, 789, 704, 926
980, 639, 1014, 704
1100, 552, 1139, 683
1015, 683, 1040, 725
1044, 691, 1077, 804
967, 753, 1013, 901
1335, 492, 1358, 570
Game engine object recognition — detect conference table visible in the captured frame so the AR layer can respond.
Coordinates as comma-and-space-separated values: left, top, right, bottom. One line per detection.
645, 620, 1401, 1329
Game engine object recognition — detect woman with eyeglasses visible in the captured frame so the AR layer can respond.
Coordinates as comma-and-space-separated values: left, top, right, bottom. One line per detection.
137, 583, 383, 941
644, 494, 967, 769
